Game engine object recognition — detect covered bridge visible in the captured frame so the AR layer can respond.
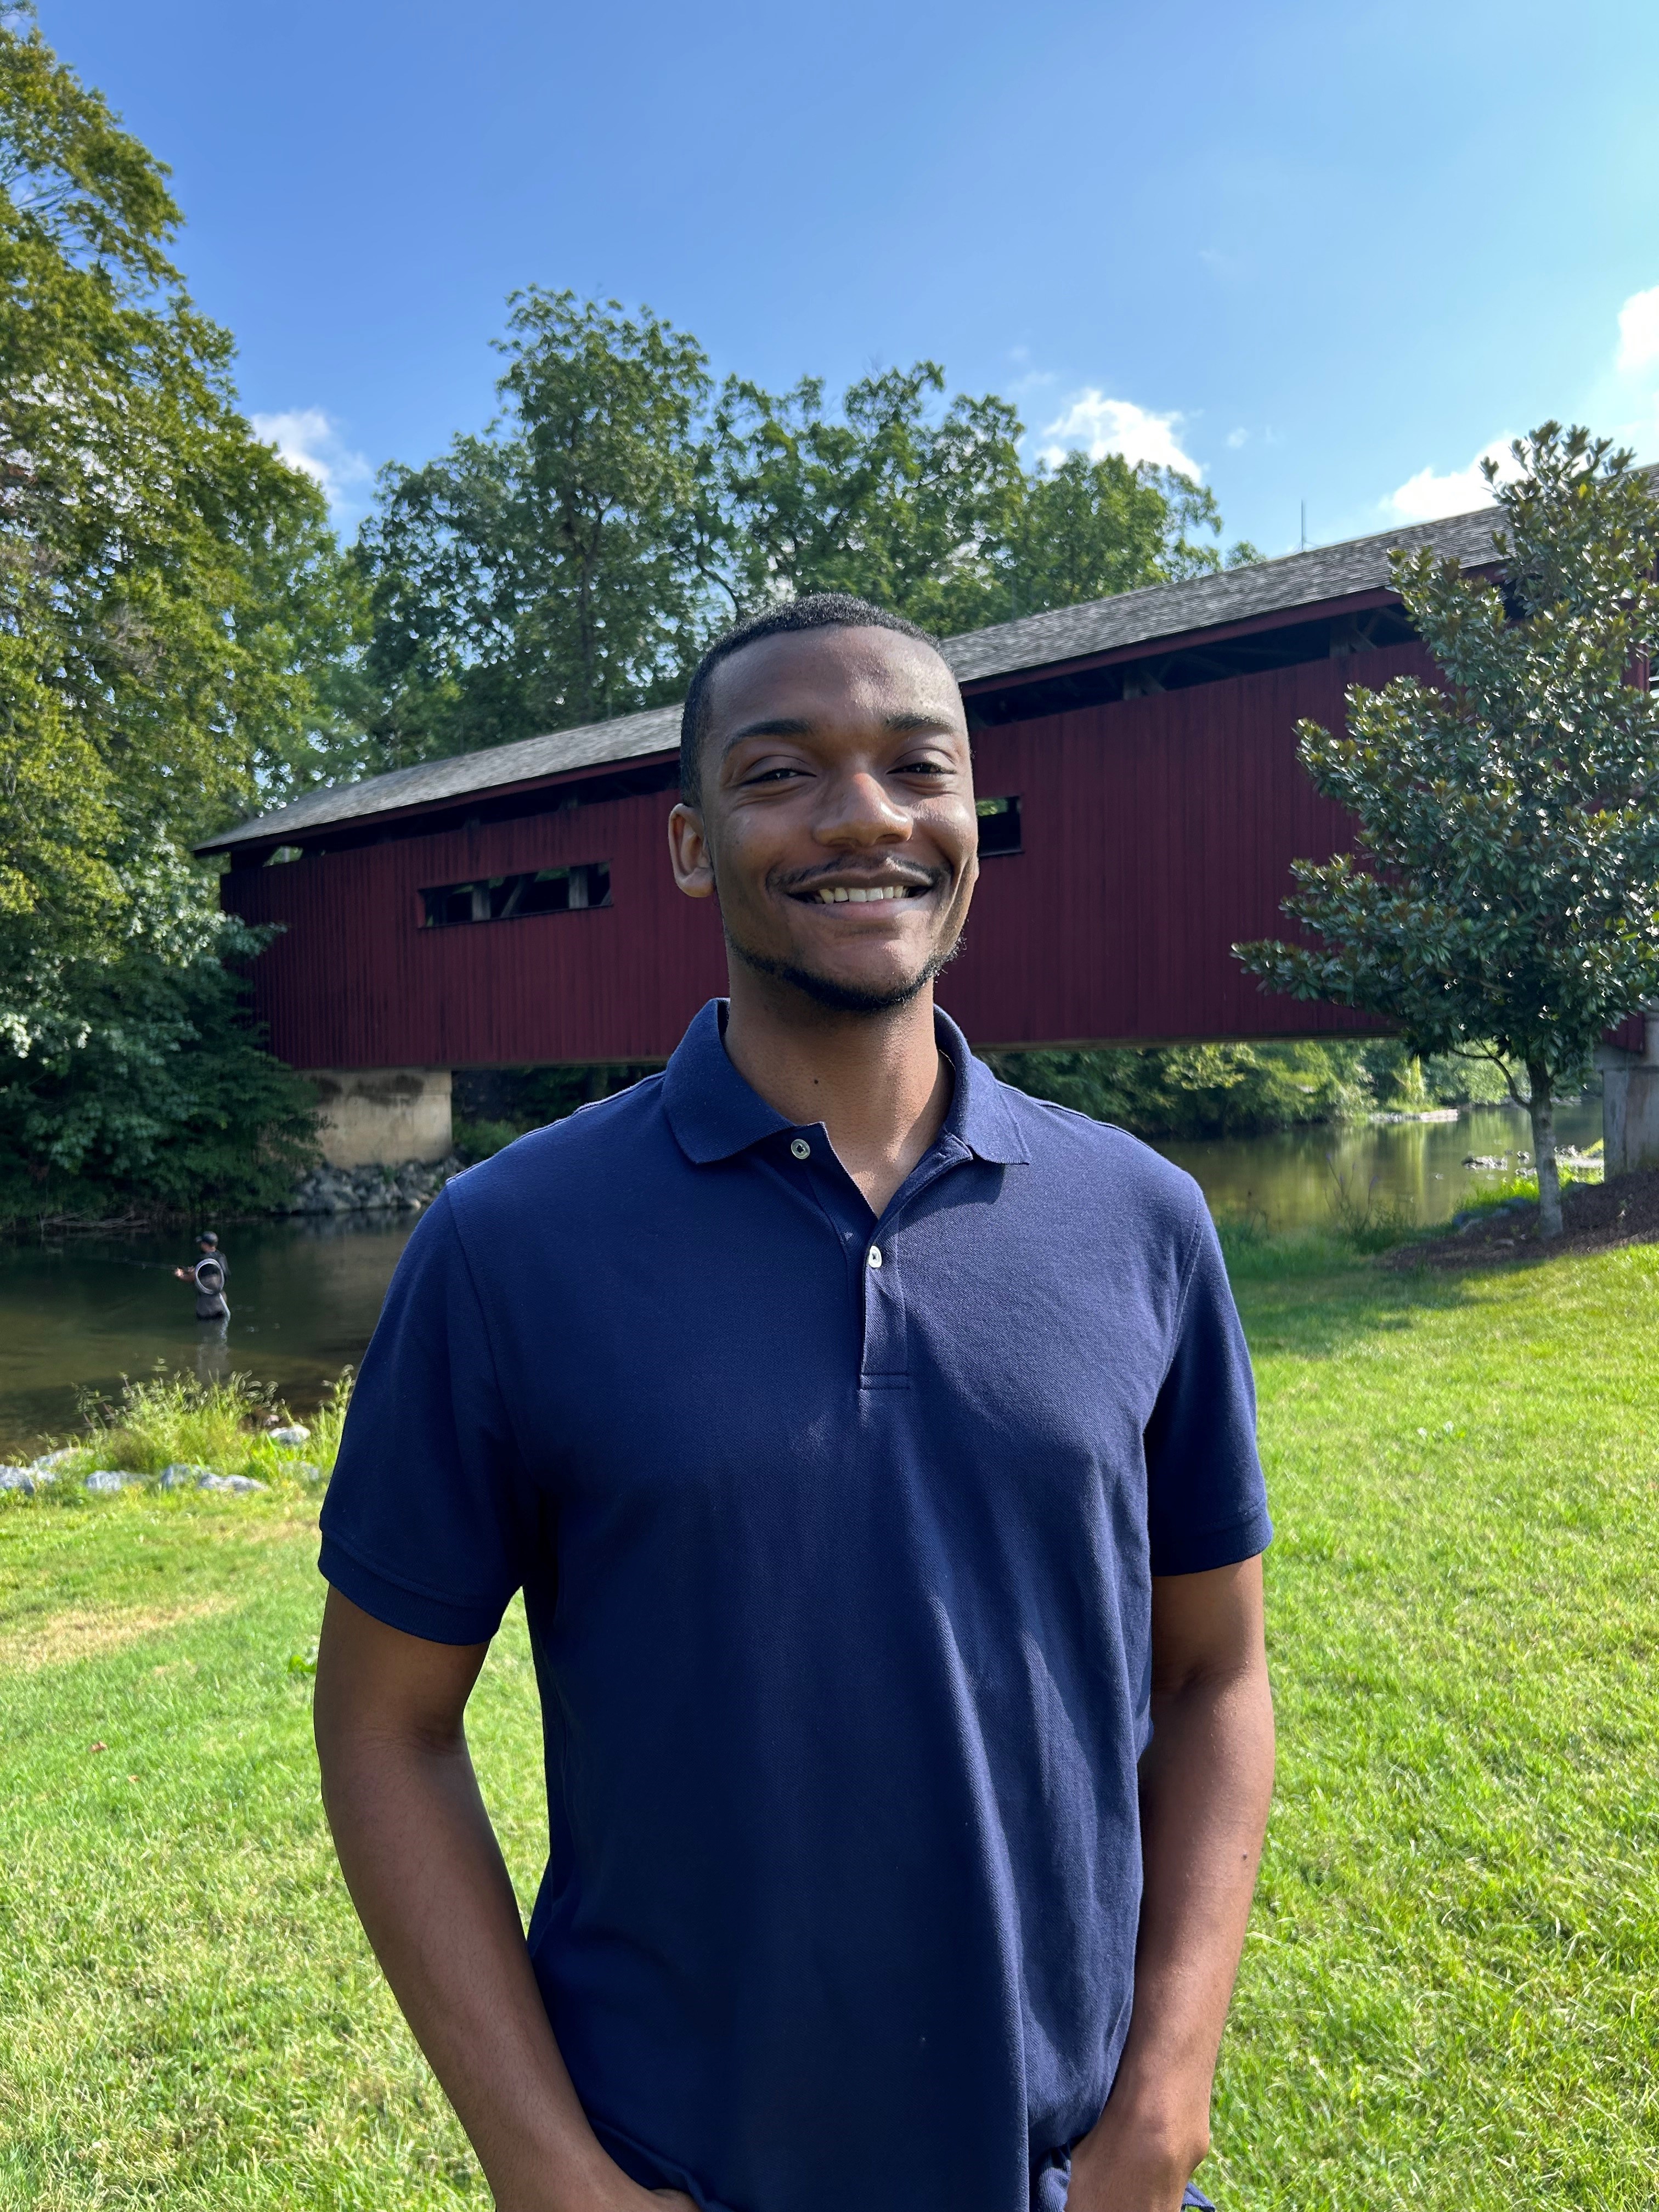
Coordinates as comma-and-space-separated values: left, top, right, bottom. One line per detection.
208, 502, 1643, 1165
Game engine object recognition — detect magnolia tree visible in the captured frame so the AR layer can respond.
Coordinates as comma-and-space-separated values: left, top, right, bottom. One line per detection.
1237, 425, 1659, 1239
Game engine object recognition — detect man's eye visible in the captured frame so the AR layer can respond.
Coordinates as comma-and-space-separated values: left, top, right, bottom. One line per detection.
747, 766, 805, 784
898, 760, 950, 777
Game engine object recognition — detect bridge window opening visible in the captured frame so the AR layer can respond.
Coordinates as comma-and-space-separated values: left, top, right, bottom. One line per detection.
975, 796, 1022, 856
421, 862, 611, 929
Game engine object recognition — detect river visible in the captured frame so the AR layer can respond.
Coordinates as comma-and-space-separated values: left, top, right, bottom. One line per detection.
0, 1098, 1602, 1458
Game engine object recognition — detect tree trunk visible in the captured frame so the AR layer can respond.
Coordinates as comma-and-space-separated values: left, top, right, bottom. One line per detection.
1527, 1060, 1562, 1239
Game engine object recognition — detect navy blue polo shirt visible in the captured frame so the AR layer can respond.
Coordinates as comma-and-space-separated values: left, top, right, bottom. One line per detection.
320, 1001, 1269, 2212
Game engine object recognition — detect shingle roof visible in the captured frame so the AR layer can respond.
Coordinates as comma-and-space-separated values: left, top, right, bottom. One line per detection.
199, 502, 1506, 854
205, 702, 687, 854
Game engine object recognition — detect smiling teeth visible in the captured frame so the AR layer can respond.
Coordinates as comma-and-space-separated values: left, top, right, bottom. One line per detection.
812, 884, 915, 904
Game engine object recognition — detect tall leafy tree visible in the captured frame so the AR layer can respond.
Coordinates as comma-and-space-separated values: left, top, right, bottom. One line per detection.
714, 369, 1253, 633
1009, 452, 1259, 618
356, 289, 718, 764
713, 363, 1026, 633
1237, 425, 1659, 1238
0, 3, 329, 1209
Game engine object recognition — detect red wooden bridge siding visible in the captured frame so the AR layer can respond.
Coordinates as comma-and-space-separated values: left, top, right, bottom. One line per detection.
224, 643, 1431, 1068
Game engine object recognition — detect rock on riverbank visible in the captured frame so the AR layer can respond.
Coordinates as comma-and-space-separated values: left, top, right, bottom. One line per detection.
279, 1155, 466, 1217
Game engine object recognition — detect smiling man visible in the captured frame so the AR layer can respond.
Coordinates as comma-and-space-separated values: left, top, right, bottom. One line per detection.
314, 594, 1275, 2212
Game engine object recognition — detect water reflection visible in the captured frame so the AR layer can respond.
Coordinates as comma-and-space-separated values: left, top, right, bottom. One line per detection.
1154, 1098, 1604, 1230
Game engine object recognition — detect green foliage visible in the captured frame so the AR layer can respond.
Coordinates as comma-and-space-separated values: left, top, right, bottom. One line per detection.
450, 1060, 661, 1149
1237, 425, 1659, 1233
355, 311, 1256, 768
989, 1035, 1535, 1143
0, 7, 336, 1212
713, 363, 1025, 633
1211, 1212, 1359, 1280
38, 1366, 351, 1489
356, 290, 718, 765
1011, 450, 1257, 616
452, 1115, 522, 1165
0, 904, 318, 1224
1321, 1158, 1420, 1252
714, 370, 1254, 634
988, 1039, 1373, 1138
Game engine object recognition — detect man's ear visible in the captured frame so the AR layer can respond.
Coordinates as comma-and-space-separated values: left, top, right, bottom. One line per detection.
668, 802, 716, 900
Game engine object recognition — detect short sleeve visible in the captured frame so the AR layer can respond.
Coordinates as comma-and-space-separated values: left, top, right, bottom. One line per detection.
1143, 1201, 1272, 1576
319, 1189, 529, 1643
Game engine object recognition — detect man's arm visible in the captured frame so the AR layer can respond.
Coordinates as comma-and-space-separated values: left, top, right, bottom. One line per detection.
1067, 1556, 1274, 2212
314, 1587, 692, 2212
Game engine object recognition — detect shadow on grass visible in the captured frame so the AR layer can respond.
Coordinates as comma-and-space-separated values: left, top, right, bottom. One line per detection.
1216, 1216, 1499, 1359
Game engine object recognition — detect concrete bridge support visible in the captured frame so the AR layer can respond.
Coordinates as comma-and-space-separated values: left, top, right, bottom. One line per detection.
304, 1068, 453, 1169
1600, 1013, 1659, 1177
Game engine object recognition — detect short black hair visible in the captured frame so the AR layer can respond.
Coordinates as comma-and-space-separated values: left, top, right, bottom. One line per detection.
678, 593, 943, 806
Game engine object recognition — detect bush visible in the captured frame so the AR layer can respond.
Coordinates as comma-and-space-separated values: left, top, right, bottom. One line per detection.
33, 1368, 353, 1492
453, 1116, 522, 1164
988, 1036, 1570, 1140
988, 1040, 1371, 1138
0, 913, 320, 1226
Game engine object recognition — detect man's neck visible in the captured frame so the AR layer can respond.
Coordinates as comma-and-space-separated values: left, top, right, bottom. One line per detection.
721, 976, 953, 1216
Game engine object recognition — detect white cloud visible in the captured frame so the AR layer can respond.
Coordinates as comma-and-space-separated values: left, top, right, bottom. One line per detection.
1384, 280, 1659, 528
1226, 426, 1249, 450
1384, 438, 1519, 524
250, 407, 373, 518
1615, 285, 1659, 377
1039, 391, 1203, 480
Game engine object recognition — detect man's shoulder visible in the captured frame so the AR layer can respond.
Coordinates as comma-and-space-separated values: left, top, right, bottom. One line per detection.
441, 1074, 675, 1216
988, 1076, 1207, 1234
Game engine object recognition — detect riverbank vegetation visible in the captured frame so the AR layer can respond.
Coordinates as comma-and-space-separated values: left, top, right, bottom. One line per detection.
988, 1035, 1522, 1141
19, 1372, 350, 1495
2, 1235, 1654, 2207
447, 1036, 1538, 1167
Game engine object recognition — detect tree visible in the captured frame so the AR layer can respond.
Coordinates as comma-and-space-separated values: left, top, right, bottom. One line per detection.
356, 290, 718, 764
713, 363, 1026, 633
0, 3, 328, 1211
1009, 451, 1259, 618
1236, 425, 1659, 1238
714, 368, 1255, 633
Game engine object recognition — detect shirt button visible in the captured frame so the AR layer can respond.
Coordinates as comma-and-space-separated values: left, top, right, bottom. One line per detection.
789, 1137, 811, 1160
867, 1244, 883, 1269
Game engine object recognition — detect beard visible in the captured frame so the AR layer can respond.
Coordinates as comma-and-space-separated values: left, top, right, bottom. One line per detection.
724, 922, 964, 1015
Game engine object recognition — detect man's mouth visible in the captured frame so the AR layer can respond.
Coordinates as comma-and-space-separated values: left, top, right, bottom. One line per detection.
797, 881, 930, 906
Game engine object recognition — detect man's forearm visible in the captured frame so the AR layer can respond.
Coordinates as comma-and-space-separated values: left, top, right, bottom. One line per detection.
1118, 1662, 1274, 2131
1070, 1563, 1275, 2209
314, 1594, 672, 2212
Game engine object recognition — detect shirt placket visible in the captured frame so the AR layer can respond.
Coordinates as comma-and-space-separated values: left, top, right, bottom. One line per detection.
858, 1227, 907, 1390
783, 1133, 974, 1395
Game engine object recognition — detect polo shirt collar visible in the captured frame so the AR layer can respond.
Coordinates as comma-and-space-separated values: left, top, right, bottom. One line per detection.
662, 999, 1029, 1169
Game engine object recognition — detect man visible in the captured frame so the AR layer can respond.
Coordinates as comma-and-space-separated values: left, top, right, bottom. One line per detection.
174, 1229, 229, 1322
314, 595, 1275, 2212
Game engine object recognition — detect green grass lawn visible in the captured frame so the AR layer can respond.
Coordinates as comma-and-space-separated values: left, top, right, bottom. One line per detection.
1, 1243, 1656, 2208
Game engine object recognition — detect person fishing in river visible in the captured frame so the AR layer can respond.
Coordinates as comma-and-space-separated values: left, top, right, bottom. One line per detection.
174, 1231, 229, 1323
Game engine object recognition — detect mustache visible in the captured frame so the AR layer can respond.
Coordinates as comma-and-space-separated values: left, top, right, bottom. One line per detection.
768, 860, 947, 895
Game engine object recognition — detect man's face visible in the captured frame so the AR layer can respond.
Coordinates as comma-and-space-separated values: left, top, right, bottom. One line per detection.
669, 627, 979, 1013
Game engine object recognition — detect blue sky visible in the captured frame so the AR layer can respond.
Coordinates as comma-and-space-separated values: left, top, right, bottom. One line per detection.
53, 0, 1659, 558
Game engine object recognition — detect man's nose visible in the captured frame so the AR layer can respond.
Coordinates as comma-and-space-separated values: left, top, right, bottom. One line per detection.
813, 770, 910, 847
